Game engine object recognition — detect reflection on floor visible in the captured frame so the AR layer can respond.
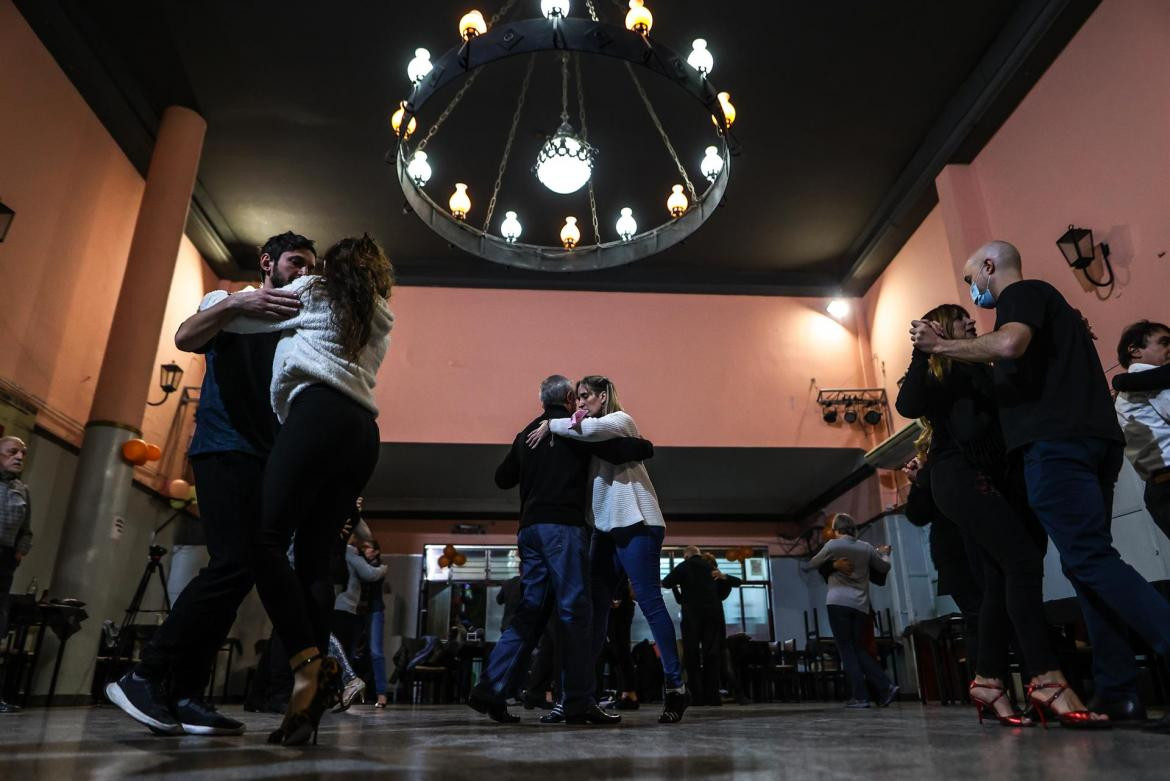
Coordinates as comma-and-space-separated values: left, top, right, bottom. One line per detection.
2, 702, 1169, 780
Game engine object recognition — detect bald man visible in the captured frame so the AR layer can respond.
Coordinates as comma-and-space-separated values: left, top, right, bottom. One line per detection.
912, 241, 1170, 732
0, 436, 31, 714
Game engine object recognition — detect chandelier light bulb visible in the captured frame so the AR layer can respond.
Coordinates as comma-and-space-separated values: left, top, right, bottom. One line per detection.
700, 145, 723, 182
449, 183, 471, 220
459, 10, 487, 41
625, 0, 653, 35
406, 150, 432, 186
500, 210, 522, 242
391, 101, 417, 138
541, 0, 570, 19
667, 184, 688, 218
535, 120, 597, 195
407, 48, 433, 85
688, 39, 713, 76
560, 217, 581, 249
712, 91, 736, 130
616, 207, 637, 241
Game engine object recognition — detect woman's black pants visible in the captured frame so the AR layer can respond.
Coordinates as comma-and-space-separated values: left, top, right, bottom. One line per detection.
250, 386, 380, 660
929, 452, 1056, 678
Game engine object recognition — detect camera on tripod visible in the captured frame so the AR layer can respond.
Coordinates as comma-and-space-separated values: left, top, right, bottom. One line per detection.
148, 544, 167, 561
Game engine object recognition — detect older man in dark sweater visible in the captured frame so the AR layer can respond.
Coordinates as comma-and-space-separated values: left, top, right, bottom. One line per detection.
469, 375, 653, 725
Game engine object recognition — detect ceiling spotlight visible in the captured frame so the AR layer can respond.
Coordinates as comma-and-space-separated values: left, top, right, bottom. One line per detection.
826, 298, 850, 319
822, 407, 838, 424
406, 150, 432, 186
407, 48, 433, 84
616, 207, 637, 241
500, 210, 522, 243
700, 146, 724, 182
667, 184, 689, 218
688, 39, 713, 77
863, 408, 883, 426
560, 216, 581, 249
843, 407, 858, 425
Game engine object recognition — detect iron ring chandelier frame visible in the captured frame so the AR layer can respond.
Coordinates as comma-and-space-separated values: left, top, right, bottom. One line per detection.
391, 15, 737, 273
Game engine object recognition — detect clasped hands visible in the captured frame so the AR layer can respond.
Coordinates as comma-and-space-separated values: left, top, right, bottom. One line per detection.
909, 319, 947, 353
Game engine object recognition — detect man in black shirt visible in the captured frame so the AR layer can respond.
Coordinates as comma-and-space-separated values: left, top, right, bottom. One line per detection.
469, 375, 652, 725
911, 240, 1170, 731
662, 546, 741, 706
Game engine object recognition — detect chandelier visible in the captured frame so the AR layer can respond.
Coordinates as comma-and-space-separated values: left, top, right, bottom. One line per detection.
390, 0, 739, 272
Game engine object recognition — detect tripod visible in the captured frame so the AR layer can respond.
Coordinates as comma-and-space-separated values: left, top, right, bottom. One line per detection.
112, 505, 186, 664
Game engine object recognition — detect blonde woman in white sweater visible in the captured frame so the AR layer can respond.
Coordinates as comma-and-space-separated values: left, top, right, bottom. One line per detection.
223, 235, 393, 746
526, 375, 689, 723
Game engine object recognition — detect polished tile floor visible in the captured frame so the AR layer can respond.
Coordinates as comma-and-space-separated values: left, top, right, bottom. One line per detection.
2, 701, 1168, 780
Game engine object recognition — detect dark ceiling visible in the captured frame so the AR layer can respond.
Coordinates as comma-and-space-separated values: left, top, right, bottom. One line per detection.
19, 0, 1099, 296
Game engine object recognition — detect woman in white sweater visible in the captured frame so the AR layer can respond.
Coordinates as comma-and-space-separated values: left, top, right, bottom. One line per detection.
224, 235, 393, 746
526, 375, 689, 723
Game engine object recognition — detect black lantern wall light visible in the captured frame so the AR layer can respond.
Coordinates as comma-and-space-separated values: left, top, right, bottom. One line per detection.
1056, 224, 1114, 288
390, 0, 740, 272
0, 200, 14, 242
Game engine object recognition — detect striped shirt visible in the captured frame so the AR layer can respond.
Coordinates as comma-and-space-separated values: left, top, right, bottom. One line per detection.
548, 411, 664, 532
0, 474, 32, 554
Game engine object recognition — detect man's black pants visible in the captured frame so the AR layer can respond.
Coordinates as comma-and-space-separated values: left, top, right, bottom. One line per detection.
681, 608, 724, 705
136, 451, 263, 698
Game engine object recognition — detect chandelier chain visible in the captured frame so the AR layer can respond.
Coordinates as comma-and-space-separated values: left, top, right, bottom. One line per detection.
585, 0, 600, 22
574, 53, 600, 244
484, 54, 536, 232
624, 62, 698, 203
488, 0, 518, 26
560, 52, 570, 124
414, 69, 483, 153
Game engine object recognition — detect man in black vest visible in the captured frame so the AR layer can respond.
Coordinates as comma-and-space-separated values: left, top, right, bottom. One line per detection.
469, 375, 652, 725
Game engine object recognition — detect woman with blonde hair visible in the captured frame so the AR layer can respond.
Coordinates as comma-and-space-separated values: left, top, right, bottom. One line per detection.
526, 375, 689, 723
897, 303, 1104, 728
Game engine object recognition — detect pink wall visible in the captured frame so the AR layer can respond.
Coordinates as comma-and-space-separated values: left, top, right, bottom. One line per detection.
375, 287, 874, 448
0, 0, 209, 458
865, 0, 1170, 428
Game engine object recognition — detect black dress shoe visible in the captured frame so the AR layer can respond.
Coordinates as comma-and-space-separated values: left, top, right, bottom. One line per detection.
1087, 695, 1148, 723
1142, 714, 1170, 734
565, 703, 621, 725
468, 689, 520, 724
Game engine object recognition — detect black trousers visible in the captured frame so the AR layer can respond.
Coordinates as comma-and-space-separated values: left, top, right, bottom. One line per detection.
607, 597, 637, 693
0, 547, 17, 654
826, 605, 892, 701
681, 608, 724, 705
137, 451, 262, 697
1144, 478, 1170, 542
250, 386, 380, 658
930, 452, 1056, 678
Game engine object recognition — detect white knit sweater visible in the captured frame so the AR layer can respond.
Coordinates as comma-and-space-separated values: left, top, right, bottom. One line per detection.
221, 275, 393, 422
548, 411, 665, 532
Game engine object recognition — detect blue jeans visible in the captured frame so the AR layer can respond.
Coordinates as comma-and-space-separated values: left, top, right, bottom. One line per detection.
480, 524, 594, 714
1023, 438, 1170, 700
591, 523, 683, 689
826, 605, 892, 702
369, 610, 388, 696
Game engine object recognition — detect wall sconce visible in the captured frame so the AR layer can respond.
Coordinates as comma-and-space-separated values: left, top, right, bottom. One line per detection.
146, 362, 184, 406
1056, 224, 1114, 288
0, 200, 13, 242
826, 298, 850, 319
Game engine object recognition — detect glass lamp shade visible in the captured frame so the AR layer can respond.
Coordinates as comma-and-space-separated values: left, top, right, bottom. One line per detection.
700, 145, 723, 182
616, 207, 637, 241
541, 0, 570, 18
688, 39, 713, 76
500, 210, 523, 242
391, 101, 417, 138
560, 217, 581, 249
406, 151, 432, 186
459, 10, 487, 41
535, 121, 597, 195
712, 91, 736, 129
625, 0, 653, 35
407, 48, 433, 84
1056, 224, 1095, 269
667, 184, 688, 217
449, 183, 471, 220
159, 362, 184, 394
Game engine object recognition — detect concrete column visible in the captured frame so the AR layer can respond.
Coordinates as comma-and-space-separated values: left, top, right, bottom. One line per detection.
50, 106, 206, 699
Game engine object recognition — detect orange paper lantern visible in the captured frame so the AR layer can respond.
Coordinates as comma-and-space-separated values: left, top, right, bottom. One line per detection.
438, 555, 451, 568
453, 553, 467, 566
168, 478, 191, 500
725, 550, 738, 562
121, 439, 148, 464
444, 544, 457, 557
145, 444, 162, 462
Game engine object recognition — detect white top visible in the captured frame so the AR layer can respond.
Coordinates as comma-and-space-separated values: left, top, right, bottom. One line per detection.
1115, 362, 1170, 481
219, 275, 394, 423
548, 411, 664, 532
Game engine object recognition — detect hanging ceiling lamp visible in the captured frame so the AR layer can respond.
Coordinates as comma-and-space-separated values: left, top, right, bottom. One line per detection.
560, 216, 581, 249
616, 207, 637, 241
625, 0, 653, 35
534, 53, 597, 195
541, 0, 570, 19
407, 48, 433, 84
449, 183, 471, 220
459, 10, 487, 41
667, 185, 688, 217
687, 39, 713, 76
713, 91, 736, 129
391, 101, 417, 138
500, 210, 523, 242
700, 146, 723, 182
406, 150, 432, 186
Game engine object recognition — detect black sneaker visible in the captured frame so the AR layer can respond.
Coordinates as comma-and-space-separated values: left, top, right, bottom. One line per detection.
172, 697, 245, 736
659, 688, 692, 724
565, 703, 621, 725
0, 700, 21, 714
539, 703, 566, 724
106, 673, 181, 735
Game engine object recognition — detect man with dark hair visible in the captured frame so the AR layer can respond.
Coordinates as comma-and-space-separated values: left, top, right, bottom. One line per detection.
107, 232, 316, 736
0, 436, 31, 714
1115, 320, 1170, 542
912, 240, 1170, 731
469, 375, 652, 725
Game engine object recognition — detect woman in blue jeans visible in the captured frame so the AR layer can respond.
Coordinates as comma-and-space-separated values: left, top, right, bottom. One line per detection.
527, 376, 689, 723
361, 540, 390, 708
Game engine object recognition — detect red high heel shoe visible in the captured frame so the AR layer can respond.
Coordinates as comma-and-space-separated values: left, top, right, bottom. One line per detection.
968, 680, 1033, 727
1026, 681, 1111, 730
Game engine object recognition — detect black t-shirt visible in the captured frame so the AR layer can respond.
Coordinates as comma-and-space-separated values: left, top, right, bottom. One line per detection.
189, 329, 281, 457
992, 279, 1122, 451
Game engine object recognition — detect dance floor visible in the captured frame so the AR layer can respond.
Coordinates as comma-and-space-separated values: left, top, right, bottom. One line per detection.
2, 701, 1168, 779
